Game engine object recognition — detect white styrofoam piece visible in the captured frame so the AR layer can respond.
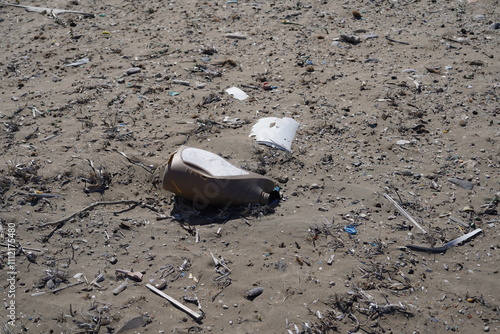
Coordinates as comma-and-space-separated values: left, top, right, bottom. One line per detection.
249, 117, 299, 153
225, 87, 249, 100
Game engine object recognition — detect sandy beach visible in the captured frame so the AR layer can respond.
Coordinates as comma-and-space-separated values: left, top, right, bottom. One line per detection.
0, 0, 499, 333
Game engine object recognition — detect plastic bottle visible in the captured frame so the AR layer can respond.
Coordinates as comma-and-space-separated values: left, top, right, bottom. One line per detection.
160, 146, 279, 208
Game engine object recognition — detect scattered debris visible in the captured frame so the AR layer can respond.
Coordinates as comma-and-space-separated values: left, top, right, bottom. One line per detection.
116, 269, 143, 282
125, 67, 141, 75
385, 35, 410, 45
448, 177, 474, 190
245, 287, 264, 300
113, 279, 129, 295
66, 58, 89, 67
224, 32, 247, 39
340, 34, 361, 44
406, 228, 483, 253
2, 3, 95, 18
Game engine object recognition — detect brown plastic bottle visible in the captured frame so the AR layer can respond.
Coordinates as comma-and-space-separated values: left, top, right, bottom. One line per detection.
160, 146, 279, 208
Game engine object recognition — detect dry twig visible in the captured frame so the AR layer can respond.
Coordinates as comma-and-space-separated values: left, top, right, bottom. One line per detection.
40, 200, 153, 228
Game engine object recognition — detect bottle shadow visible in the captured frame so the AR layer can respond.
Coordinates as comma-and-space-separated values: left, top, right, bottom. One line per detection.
169, 195, 279, 226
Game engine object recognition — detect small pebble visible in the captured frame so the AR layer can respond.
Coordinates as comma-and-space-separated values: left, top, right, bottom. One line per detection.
225, 32, 247, 39
352, 10, 362, 19
126, 67, 141, 76
245, 287, 263, 300
489, 22, 500, 29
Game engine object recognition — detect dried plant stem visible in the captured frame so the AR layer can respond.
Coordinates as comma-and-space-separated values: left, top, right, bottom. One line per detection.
40, 200, 160, 243
40, 200, 143, 228
52, 281, 84, 294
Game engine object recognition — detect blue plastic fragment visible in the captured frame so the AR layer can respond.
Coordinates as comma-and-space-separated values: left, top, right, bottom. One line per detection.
343, 225, 357, 235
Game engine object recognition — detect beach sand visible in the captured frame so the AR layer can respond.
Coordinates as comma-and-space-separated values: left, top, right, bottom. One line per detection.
0, 0, 499, 333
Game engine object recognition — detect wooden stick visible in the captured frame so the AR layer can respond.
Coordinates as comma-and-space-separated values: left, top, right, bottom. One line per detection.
383, 193, 427, 234
40, 200, 142, 228
52, 281, 84, 294
146, 284, 203, 320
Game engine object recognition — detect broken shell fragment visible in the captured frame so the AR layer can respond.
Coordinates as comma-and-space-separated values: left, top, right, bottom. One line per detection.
463, 206, 474, 212
113, 280, 129, 295
115, 269, 143, 282
125, 67, 141, 76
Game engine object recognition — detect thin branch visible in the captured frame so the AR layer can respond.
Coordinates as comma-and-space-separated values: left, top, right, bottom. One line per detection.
52, 281, 85, 294
40, 200, 141, 228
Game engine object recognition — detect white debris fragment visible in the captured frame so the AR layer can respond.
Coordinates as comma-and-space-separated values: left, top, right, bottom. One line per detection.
249, 117, 299, 153
225, 87, 249, 100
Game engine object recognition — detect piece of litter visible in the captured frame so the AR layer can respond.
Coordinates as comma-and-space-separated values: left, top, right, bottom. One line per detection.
3, 3, 95, 18
225, 87, 249, 100
225, 32, 247, 39
172, 79, 191, 86
343, 225, 357, 235
66, 58, 89, 67
249, 117, 299, 153
396, 139, 412, 145
115, 269, 143, 282
125, 67, 141, 75
383, 193, 428, 234
406, 228, 482, 253
447, 177, 474, 190
245, 287, 264, 300
146, 284, 203, 320
113, 279, 129, 295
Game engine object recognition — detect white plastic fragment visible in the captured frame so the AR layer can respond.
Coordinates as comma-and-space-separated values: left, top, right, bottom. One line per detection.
225, 87, 248, 100
384, 193, 428, 234
396, 139, 412, 145
3, 3, 95, 18
443, 228, 482, 248
225, 32, 247, 39
125, 67, 141, 75
250, 117, 299, 153
66, 58, 89, 67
